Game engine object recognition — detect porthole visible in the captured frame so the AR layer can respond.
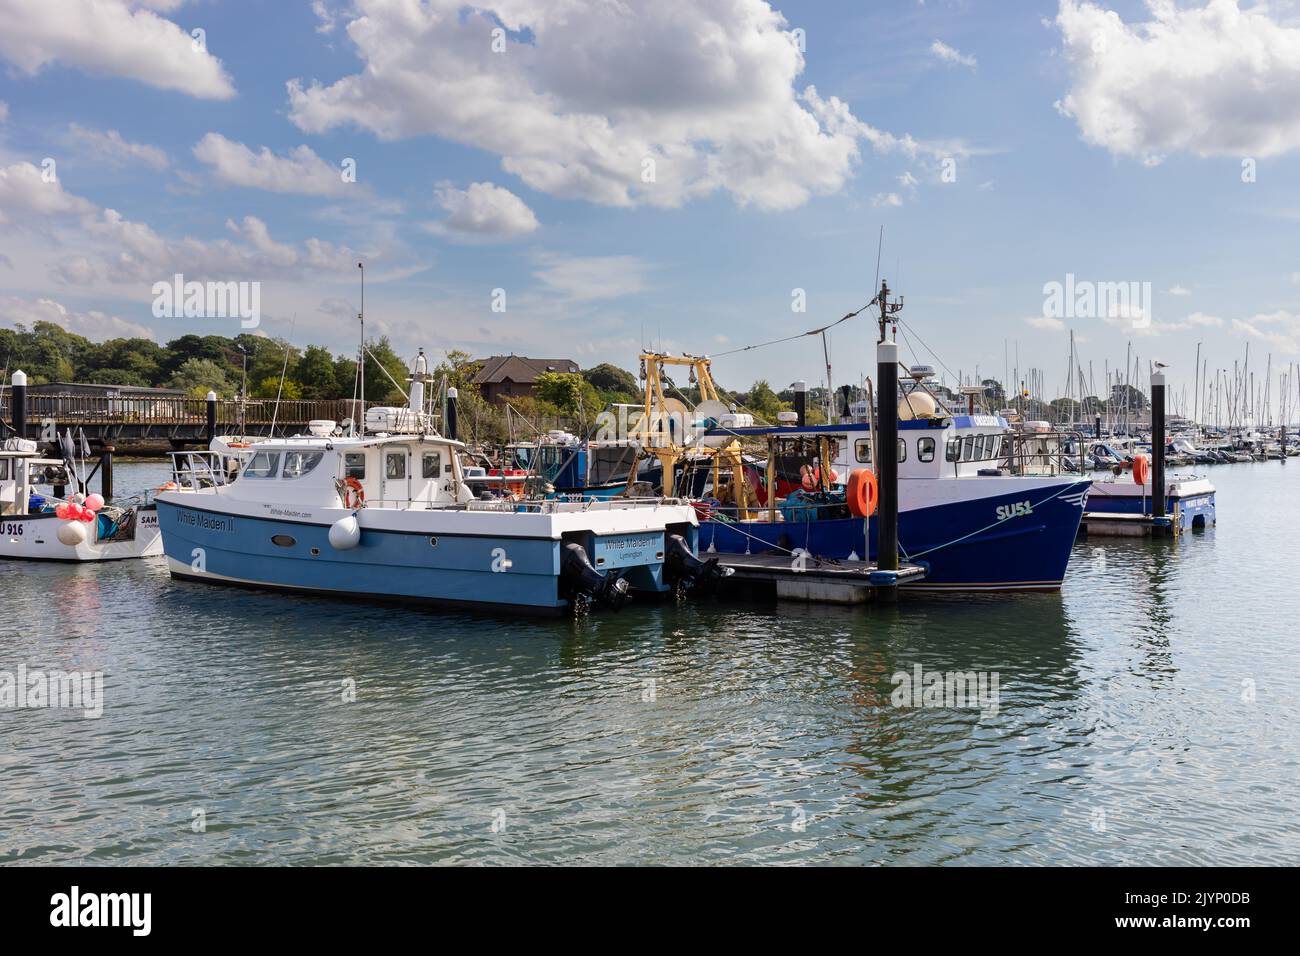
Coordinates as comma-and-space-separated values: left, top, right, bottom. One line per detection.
429, 536, 438, 547
271, 534, 296, 547
310, 547, 320, 556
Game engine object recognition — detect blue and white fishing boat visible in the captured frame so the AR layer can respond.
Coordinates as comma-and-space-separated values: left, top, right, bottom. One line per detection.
630, 293, 1092, 591
155, 352, 721, 615
695, 408, 1092, 591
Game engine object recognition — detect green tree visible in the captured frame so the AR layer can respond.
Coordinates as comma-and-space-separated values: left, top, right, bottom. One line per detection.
296, 345, 339, 399
168, 357, 229, 398
361, 336, 410, 403
254, 376, 302, 400
742, 379, 788, 423
535, 371, 601, 431
582, 362, 638, 397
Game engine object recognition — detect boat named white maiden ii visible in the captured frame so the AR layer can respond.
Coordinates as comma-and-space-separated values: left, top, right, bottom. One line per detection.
154, 350, 725, 615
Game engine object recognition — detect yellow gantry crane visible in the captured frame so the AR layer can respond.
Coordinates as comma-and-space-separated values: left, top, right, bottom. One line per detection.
629, 352, 758, 517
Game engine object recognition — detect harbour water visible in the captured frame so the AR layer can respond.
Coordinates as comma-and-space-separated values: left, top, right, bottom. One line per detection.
2, 461, 1297, 865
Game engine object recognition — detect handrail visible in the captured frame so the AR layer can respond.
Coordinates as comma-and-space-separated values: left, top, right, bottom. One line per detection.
0, 395, 365, 426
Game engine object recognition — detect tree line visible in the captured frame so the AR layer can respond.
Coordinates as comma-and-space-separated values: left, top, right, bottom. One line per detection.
2, 320, 827, 445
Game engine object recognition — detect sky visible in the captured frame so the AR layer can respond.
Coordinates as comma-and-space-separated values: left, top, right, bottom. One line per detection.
2, 0, 1300, 408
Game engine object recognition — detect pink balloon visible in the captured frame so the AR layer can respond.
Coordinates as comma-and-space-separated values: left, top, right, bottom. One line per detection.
84, 493, 105, 512
54, 503, 70, 520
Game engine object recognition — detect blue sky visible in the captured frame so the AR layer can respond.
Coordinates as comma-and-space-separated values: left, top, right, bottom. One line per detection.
2, 0, 1300, 408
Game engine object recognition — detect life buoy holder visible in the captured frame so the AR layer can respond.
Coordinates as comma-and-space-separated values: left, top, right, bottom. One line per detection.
846, 468, 878, 518
341, 476, 366, 509
1132, 453, 1150, 486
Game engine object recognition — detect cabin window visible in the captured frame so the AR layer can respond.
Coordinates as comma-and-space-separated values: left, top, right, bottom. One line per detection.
0, 460, 8, 480
962, 436, 976, 462
897, 438, 907, 462
422, 451, 443, 480
975, 435, 989, 460
386, 452, 406, 480
282, 451, 324, 479
946, 439, 961, 463
271, 534, 296, 547
855, 439, 872, 464
918, 437, 936, 462
243, 451, 281, 479
344, 453, 366, 480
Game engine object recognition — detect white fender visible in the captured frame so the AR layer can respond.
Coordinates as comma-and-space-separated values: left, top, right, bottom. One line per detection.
57, 521, 88, 546
329, 514, 361, 550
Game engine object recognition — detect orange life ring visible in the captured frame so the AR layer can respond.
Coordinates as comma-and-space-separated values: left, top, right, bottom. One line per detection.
156, 481, 178, 492
342, 476, 366, 509
1132, 454, 1150, 485
846, 468, 878, 518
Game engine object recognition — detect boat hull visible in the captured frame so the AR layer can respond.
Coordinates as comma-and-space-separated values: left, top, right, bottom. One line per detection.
1086, 477, 1216, 531
0, 508, 163, 562
154, 496, 697, 613
699, 477, 1090, 591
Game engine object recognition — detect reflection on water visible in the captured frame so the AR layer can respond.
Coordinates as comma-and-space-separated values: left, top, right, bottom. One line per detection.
1, 462, 1297, 864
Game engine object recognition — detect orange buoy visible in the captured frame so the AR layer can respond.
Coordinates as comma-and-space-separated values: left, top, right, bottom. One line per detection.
1132, 453, 1150, 485
846, 468, 878, 518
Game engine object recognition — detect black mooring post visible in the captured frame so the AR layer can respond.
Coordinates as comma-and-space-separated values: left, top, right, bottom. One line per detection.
1094, 415, 1102, 440
445, 386, 459, 441
205, 390, 217, 446
877, 340, 900, 597
792, 380, 808, 426
1151, 369, 1167, 522
100, 445, 114, 501
11, 369, 27, 441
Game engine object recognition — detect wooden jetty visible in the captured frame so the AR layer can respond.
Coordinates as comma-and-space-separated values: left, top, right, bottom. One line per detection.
0, 388, 362, 453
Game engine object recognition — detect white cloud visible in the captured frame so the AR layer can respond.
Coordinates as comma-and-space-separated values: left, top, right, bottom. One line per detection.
0, 295, 154, 340
0, 162, 97, 223
1166, 284, 1191, 296
930, 40, 977, 68
1026, 315, 1066, 330
1055, 0, 1300, 163
1102, 310, 1225, 336
193, 134, 353, 196
0, 0, 235, 100
532, 255, 650, 301
432, 182, 540, 239
871, 192, 903, 207
286, 0, 952, 211
68, 124, 169, 170
50, 255, 97, 286
1232, 311, 1300, 354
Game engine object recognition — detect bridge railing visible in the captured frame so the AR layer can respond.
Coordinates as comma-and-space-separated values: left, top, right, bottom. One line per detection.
0, 393, 366, 427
